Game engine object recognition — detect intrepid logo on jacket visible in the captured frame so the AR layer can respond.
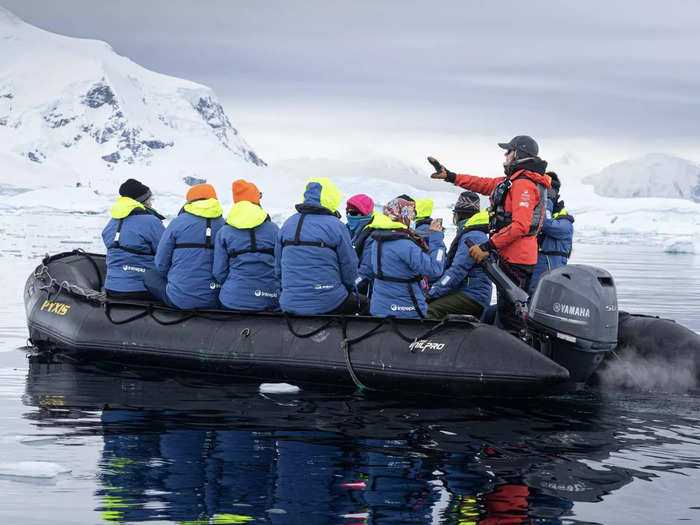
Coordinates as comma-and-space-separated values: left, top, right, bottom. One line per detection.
391, 304, 415, 312
122, 264, 146, 273
254, 290, 278, 298
552, 302, 590, 318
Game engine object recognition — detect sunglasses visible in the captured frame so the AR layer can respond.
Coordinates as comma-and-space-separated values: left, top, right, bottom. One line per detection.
346, 209, 364, 217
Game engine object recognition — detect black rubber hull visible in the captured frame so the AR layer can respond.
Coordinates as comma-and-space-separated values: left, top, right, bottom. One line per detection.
598, 311, 700, 385
24, 253, 576, 397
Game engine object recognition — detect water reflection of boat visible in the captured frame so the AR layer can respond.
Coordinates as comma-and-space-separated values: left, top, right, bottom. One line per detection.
24, 356, 678, 523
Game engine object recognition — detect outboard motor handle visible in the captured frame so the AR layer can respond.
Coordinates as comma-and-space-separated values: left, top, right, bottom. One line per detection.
465, 239, 530, 318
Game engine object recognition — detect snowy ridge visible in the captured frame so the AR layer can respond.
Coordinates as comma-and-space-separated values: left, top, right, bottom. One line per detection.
583, 153, 700, 202
0, 5, 264, 192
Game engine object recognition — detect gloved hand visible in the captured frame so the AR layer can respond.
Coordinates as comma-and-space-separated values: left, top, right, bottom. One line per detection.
468, 244, 490, 263
428, 156, 447, 179
552, 198, 565, 215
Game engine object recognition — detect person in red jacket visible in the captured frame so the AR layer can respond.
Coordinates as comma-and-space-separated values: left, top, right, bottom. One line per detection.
428, 135, 551, 332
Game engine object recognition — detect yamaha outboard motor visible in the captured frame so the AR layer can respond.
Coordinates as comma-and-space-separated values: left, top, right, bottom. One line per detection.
469, 237, 619, 387
527, 265, 618, 386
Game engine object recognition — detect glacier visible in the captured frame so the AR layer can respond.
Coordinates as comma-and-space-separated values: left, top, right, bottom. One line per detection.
583, 153, 700, 202
0, 5, 264, 194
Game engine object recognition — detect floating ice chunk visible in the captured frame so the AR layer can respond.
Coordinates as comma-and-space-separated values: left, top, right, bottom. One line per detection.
0, 461, 71, 478
259, 383, 300, 394
663, 237, 696, 254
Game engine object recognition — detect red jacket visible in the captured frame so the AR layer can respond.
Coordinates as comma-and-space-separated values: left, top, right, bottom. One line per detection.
454, 169, 551, 265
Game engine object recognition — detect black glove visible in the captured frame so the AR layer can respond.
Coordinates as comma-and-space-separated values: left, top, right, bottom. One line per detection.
427, 157, 456, 182
552, 198, 565, 215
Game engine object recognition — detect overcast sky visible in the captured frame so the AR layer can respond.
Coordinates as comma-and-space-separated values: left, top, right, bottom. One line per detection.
2, 0, 699, 170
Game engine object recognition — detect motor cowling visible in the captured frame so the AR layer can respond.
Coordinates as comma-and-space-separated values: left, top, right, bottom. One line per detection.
527, 265, 619, 385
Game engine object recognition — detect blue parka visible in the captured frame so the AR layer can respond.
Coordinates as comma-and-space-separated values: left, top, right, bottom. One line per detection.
101, 197, 165, 292
350, 214, 377, 295
213, 201, 280, 311
276, 178, 359, 314
529, 199, 574, 295
427, 210, 493, 308
155, 198, 225, 309
369, 214, 445, 319
413, 198, 434, 244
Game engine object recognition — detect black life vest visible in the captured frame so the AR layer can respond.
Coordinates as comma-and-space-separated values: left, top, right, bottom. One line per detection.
414, 217, 432, 229
282, 205, 340, 252
228, 216, 275, 259
370, 229, 427, 318
488, 168, 548, 237
353, 226, 375, 259
172, 217, 215, 250
445, 223, 490, 270
110, 208, 162, 256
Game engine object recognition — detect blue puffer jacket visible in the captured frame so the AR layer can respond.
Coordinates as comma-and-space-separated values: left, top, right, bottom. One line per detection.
369, 214, 445, 319
101, 197, 165, 292
276, 178, 359, 314
529, 199, 574, 295
427, 210, 493, 308
155, 199, 225, 309
213, 201, 280, 311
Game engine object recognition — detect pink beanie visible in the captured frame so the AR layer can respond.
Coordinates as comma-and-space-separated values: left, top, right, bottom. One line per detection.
346, 194, 374, 216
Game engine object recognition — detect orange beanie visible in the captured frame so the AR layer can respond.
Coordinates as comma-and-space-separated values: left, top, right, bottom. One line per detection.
186, 183, 217, 202
232, 179, 260, 204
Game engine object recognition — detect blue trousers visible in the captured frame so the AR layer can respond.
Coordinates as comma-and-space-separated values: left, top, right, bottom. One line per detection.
143, 269, 175, 307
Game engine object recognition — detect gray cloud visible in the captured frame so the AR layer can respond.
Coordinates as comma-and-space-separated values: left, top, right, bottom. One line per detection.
2, 0, 700, 158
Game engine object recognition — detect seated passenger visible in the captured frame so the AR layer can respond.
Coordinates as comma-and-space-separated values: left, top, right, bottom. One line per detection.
213, 180, 280, 311
276, 177, 361, 315
145, 184, 225, 309
345, 193, 375, 295
101, 178, 165, 300
356, 193, 415, 294
529, 171, 574, 295
369, 197, 445, 319
426, 191, 493, 319
414, 197, 434, 242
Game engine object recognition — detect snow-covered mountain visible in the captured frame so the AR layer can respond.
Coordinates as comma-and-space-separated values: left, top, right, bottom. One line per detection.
583, 153, 700, 202
0, 6, 264, 192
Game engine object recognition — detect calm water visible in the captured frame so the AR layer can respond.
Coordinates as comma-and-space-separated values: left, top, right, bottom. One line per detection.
1, 226, 699, 524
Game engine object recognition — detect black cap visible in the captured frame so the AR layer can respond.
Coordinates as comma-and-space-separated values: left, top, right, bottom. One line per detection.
453, 191, 480, 213
498, 135, 539, 158
119, 178, 151, 203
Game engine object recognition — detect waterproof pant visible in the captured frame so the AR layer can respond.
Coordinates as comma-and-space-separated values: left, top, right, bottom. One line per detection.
143, 269, 176, 308
427, 291, 484, 320
323, 292, 369, 315
497, 261, 533, 333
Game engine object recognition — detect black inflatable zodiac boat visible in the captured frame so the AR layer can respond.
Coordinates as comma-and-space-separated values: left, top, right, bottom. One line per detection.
23, 251, 699, 397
